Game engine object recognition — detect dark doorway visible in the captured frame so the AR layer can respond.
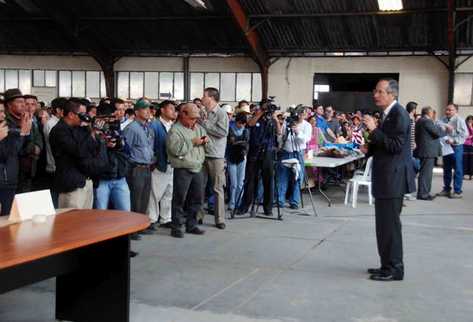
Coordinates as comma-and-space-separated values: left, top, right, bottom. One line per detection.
313, 73, 400, 113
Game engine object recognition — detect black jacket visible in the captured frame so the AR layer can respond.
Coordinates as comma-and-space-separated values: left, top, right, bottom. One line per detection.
227, 126, 249, 164
98, 149, 130, 181
49, 120, 108, 193
0, 132, 24, 189
367, 103, 416, 199
414, 116, 444, 158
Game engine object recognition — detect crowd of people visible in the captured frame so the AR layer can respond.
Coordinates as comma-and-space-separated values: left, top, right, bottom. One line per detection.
0, 83, 472, 249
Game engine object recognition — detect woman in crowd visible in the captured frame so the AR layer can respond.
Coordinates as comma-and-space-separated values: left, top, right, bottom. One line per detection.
350, 114, 365, 147
464, 115, 473, 180
227, 113, 250, 211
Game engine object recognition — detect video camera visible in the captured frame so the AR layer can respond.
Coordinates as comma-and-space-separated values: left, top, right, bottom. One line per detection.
78, 112, 123, 150
260, 96, 280, 120
285, 104, 306, 128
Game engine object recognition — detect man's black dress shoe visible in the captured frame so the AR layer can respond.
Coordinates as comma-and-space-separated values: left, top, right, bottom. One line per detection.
369, 273, 403, 281
367, 268, 384, 275
129, 250, 139, 258
141, 223, 158, 235
186, 227, 205, 235
417, 195, 436, 201
216, 223, 226, 230
171, 229, 184, 238
160, 222, 173, 229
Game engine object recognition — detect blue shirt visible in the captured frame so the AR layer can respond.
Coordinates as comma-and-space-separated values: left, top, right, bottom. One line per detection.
316, 115, 328, 131
123, 120, 155, 165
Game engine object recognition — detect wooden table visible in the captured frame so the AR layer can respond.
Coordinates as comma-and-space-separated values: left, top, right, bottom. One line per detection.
305, 154, 365, 206
0, 209, 149, 322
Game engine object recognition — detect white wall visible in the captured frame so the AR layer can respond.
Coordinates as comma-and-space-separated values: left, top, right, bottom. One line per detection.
0, 55, 453, 115
268, 56, 449, 114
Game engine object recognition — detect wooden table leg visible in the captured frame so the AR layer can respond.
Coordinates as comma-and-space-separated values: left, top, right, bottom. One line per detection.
56, 236, 130, 322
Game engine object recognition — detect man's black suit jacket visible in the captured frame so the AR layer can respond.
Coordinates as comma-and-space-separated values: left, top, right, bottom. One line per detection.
367, 103, 415, 199
414, 116, 444, 159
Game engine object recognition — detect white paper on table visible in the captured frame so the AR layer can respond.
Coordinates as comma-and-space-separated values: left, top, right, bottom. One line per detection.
8, 189, 56, 222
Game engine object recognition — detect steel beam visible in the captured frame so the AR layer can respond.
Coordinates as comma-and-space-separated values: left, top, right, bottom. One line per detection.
448, 0, 456, 103
225, 0, 269, 99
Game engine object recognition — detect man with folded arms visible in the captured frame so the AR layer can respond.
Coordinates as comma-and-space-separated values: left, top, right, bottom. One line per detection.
167, 103, 208, 238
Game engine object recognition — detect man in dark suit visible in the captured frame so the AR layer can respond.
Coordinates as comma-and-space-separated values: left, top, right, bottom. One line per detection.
362, 79, 415, 281
414, 106, 444, 200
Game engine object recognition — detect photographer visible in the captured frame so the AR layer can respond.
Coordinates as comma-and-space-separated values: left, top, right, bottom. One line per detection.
237, 99, 282, 216
49, 98, 108, 209
93, 104, 131, 211
0, 91, 33, 216
276, 106, 312, 209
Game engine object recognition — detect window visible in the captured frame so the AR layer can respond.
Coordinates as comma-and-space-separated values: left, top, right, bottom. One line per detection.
190, 73, 204, 100
205, 73, 220, 89
117, 72, 129, 99
19, 70, 31, 94
86, 71, 100, 98
220, 73, 236, 102
5, 70, 18, 89
252, 73, 262, 102
59, 71, 72, 97
45, 71, 56, 87
130, 72, 144, 99
159, 72, 173, 99
144, 72, 159, 99
100, 72, 107, 97
72, 71, 86, 97
0, 70, 4, 93
33, 70, 45, 87
174, 72, 184, 100
236, 73, 252, 101
454, 73, 473, 106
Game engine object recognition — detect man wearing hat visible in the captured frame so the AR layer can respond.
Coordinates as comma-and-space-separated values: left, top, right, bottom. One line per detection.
123, 98, 155, 237
0, 89, 33, 215
167, 103, 208, 238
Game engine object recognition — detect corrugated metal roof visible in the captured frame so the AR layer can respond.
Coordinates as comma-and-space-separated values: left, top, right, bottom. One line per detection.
0, 0, 471, 56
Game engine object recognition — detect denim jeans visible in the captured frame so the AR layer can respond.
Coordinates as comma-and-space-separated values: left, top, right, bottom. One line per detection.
277, 150, 304, 207
95, 177, 131, 211
443, 144, 464, 194
228, 158, 247, 210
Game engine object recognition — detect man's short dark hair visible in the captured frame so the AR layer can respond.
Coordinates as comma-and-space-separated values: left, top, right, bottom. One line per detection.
421, 106, 433, 116
193, 98, 202, 104
204, 87, 220, 102
86, 104, 97, 113
63, 99, 82, 116
406, 101, 418, 114
125, 108, 135, 117
448, 102, 459, 110
24, 94, 38, 101
51, 97, 67, 114
112, 98, 125, 106
159, 100, 175, 110
235, 113, 248, 124
238, 100, 249, 107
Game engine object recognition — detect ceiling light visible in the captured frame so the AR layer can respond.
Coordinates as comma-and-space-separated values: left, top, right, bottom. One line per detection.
184, 0, 207, 10
378, 0, 403, 11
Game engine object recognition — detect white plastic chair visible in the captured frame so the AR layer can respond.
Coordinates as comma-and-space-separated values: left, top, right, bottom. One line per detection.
344, 157, 373, 208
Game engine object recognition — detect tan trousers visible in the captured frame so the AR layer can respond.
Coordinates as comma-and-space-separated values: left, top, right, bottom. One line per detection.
201, 158, 226, 224
58, 179, 94, 209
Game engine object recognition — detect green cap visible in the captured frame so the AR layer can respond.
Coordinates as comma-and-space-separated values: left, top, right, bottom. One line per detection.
134, 98, 151, 111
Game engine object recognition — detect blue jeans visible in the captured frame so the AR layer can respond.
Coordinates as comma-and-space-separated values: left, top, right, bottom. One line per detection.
443, 145, 464, 194
228, 159, 247, 210
94, 177, 131, 211
277, 150, 304, 207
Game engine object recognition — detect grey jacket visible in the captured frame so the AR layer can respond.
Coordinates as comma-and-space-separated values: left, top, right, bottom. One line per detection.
414, 116, 444, 158
439, 115, 468, 146
200, 105, 229, 158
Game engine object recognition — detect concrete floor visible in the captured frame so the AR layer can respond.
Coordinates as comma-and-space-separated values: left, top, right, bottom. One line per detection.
1, 174, 473, 322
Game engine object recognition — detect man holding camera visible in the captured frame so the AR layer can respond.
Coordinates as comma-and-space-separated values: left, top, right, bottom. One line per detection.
238, 99, 282, 216
93, 105, 131, 212
49, 98, 108, 209
167, 103, 208, 238
0, 89, 33, 216
276, 107, 312, 209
